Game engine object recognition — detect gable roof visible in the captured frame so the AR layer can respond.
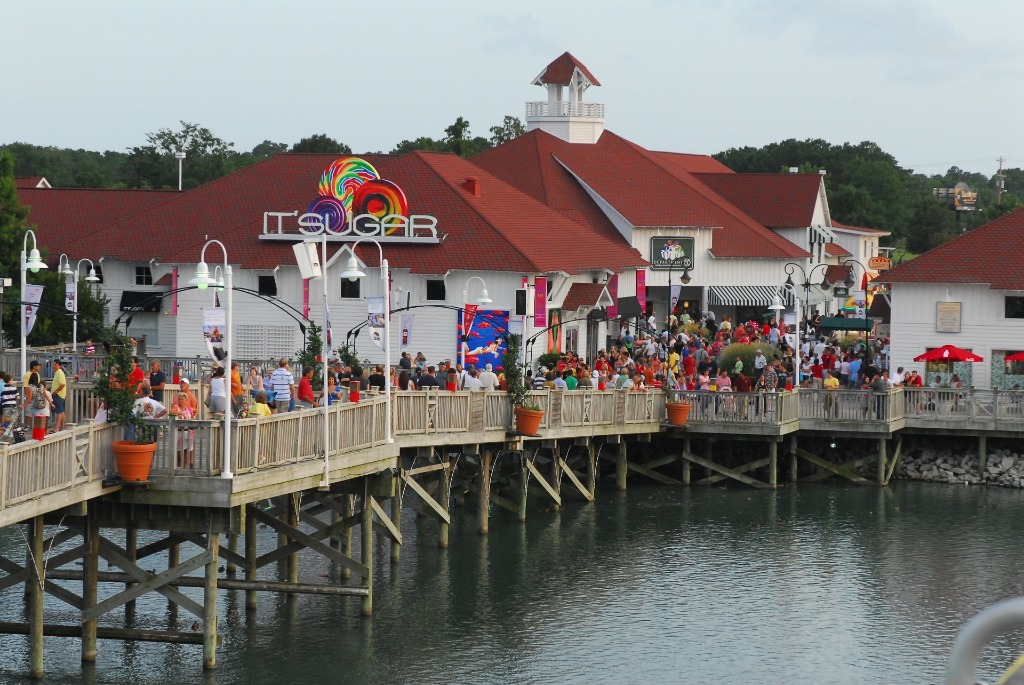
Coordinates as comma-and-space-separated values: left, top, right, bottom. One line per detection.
32, 152, 644, 276
473, 129, 808, 260
824, 242, 851, 257
880, 207, 1024, 290
652, 152, 733, 175
831, 220, 891, 236
532, 52, 601, 87
561, 283, 611, 310
15, 177, 51, 189
693, 173, 822, 229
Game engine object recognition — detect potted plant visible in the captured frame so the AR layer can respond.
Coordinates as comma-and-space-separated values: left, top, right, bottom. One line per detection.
92, 327, 158, 481
664, 377, 691, 426
503, 333, 544, 435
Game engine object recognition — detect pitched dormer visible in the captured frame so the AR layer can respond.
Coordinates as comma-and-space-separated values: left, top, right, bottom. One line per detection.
526, 52, 605, 144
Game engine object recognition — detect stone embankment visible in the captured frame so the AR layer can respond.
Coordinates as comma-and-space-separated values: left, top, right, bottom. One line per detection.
897, 442, 1022, 488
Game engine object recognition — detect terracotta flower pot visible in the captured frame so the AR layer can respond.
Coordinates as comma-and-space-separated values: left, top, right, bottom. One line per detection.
514, 406, 544, 435
113, 440, 157, 482
666, 402, 691, 426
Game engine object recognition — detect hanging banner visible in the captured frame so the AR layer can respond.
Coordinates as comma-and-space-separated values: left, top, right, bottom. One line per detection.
459, 303, 479, 365
547, 310, 562, 354
534, 277, 547, 329
670, 284, 681, 314
24, 284, 44, 335
458, 309, 509, 371
171, 266, 178, 316
202, 307, 227, 364
65, 280, 77, 313
636, 270, 647, 313
325, 301, 334, 350
400, 314, 414, 350
302, 279, 310, 318
607, 275, 618, 319
367, 296, 386, 352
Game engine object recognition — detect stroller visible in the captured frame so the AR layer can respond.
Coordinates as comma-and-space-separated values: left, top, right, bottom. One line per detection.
1, 408, 27, 443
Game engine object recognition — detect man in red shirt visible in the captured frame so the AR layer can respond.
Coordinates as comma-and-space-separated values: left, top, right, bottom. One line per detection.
128, 357, 145, 395
821, 348, 837, 372
296, 367, 317, 408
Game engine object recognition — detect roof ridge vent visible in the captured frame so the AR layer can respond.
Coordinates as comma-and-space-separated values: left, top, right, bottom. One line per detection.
462, 176, 480, 197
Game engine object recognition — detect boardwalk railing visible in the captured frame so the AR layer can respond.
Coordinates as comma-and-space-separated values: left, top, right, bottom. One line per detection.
0, 421, 118, 514
798, 388, 905, 423
666, 389, 799, 426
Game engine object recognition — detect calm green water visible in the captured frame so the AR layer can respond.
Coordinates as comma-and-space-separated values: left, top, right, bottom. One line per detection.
2, 482, 1024, 684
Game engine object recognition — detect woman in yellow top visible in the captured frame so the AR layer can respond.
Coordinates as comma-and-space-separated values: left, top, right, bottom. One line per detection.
249, 391, 273, 417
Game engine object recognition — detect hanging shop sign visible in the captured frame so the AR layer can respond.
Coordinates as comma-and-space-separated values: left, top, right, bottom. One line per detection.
650, 237, 695, 270
261, 157, 440, 243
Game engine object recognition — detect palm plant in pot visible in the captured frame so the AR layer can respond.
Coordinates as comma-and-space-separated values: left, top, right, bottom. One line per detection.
92, 327, 158, 481
503, 333, 544, 435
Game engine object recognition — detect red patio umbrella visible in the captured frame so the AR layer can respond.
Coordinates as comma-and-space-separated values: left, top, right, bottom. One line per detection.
1005, 351, 1024, 362
913, 345, 984, 363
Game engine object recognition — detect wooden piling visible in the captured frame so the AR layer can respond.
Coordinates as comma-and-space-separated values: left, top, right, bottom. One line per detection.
81, 513, 99, 663
550, 446, 561, 512
769, 441, 778, 489
518, 454, 529, 522
789, 435, 798, 483
682, 438, 691, 485
226, 534, 238, 576
478, 449, 492, 534
361, 489, 374, 617
438, 457, 451, 549
203, 531, 219, 670
125, 526, 137, 612
245, 504, 258, 611
586, 441, 597, 497
391, 474, 403, 562
342, 495, 354, 580
616, 441, 627, 491
287, 495, 299, 587
29, 516, 44, 680
877, 438, 888, 486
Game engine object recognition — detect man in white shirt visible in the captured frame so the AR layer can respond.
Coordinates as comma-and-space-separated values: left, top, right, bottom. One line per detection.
477, 363, 498, 391
462, 368, 483, 391
647, 312, 657, 333
269, 359, 295, 413
133, 386, 168, 419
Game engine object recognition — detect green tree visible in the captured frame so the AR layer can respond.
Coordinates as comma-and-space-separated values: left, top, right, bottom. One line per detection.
489, 115, 526, 146
296, 322, 324, 390
126, 121, 235, 189
250, 140, 289, 159
291, 135, 352, 154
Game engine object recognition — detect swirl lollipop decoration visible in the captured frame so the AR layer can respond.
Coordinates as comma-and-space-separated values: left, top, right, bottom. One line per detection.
307, 196, 348, 231
354, 179, 409, 230
317, 157, 380, 215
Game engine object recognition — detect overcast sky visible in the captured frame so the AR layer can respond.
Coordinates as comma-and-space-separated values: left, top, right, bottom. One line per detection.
5, 0, 1022, 177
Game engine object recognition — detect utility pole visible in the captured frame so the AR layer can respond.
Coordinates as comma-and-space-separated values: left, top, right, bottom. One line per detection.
996, 156, 1006, 205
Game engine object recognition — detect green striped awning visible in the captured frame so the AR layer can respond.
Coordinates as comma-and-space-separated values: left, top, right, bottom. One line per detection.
708, 286, 792, 307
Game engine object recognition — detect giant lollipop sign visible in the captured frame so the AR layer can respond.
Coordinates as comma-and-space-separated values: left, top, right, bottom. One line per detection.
261, 157, 440, 243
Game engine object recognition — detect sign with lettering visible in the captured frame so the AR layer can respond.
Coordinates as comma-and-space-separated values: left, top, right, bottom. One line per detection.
936, 301, 962, 333
868, 256, 892, 271
650, 237, 695, 270
261, 157, 440, 243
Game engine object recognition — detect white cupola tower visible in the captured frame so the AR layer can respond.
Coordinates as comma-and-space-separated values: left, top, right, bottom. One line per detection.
526, 52, 605, 144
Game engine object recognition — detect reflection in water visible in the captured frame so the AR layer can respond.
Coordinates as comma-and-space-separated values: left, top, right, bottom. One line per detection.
1, 483, 1024, 683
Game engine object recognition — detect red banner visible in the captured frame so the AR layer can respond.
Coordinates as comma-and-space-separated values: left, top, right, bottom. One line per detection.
607, 275, 618, 319
636, 270, 646, 313
303, 279, 309, 318
171, 266, 178, 316
534, 277, 547, 329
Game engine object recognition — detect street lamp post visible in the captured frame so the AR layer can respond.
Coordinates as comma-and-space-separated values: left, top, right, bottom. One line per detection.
783, 262, 833, 390
58, 255, 100, 377
460, 276, 493, 367
191, 240, 233, 479
339, 239, 393, 444
664, 259, 692, 330
21, 230, 48, 385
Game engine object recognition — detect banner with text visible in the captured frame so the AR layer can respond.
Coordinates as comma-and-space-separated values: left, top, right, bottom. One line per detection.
367, 296, 386, 352
25, 284, 44, 335
636, 270, 646, 313
202, 307, 226, 364
65, 280, 77, 313
534, 277, 547, 329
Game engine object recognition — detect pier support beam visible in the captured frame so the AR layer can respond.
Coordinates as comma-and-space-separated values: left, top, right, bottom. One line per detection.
391, 476, 404, 562
586, 441, 597, 496
478, 449, 492, 534
616, 441, 627, 491
287, 495, 299, 587
789, 435, 798, 483
877, 438, 888, 486
245, 504, 257, 611
342, 495, 354, 580
361, 488, 374, 617
682, 438, 691, 485
769, 441, 778, 489
438, 455, 451, 549
518, 454, 529, 522
29, 516, 44, 680
203, 532, 219, 670
978, 435, 988, 477
81, 514, 99, 663
226, 534, 238, 576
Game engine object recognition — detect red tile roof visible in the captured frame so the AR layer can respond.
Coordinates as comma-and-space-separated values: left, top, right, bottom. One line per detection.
652, 152, 733, 174
880, 207, 1024, 290
473, 129, 809, 260
32, 152, 645, 276
15, 177, 49, 189
831, 220, 890, 236
825, 242, 851, 257
18, 188, 178, 262
693, 173, 822, 228
561, 283, 609, 310
532, 52, 601, 86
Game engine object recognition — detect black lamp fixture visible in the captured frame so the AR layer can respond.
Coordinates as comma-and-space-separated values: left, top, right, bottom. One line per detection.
680, 267, 692, 285
819, 272, 831, 290
844, 269, 856, 289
